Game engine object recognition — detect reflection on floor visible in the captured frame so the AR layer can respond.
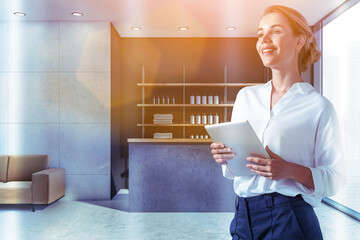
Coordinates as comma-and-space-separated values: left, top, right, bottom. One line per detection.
0, 195, 359, 240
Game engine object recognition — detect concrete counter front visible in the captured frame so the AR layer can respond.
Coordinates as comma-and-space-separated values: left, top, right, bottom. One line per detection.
128, 139, 236, 212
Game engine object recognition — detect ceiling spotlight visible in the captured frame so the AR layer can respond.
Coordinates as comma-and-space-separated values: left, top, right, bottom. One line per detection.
226, 27, 236, 31
72, 12, 83, 17
131, 27, 142, 31
179, 27, 189, 31
14, 12, 26, 17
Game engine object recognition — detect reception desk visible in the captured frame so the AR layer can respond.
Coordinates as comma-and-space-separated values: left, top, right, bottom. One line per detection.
128, 139, 236, 212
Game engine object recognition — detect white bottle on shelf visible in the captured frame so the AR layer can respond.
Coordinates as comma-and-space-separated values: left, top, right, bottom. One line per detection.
190, 114, 195, 124
162, 96, 165, 104
214, 113, 219, 124
157, 96, 160, 104
190, 95, 195, 104
202, 113, 207, 124
172, 96, 175, 104
202, 95, 207, 104
196, 114, 201, 124
208, 94, 213, 104
214, 95, 219, 104
153, 96, 156, 104
196, 94, 201, 104
208, 113, 213, 124
167, 96, 170, 104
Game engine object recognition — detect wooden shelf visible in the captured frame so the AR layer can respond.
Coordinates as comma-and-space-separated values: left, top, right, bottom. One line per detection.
137, 65, 263, 139
137, 83, 261, 87
137, 124, 214, 127
137, 104, 234, 107
128, 138, 213, 143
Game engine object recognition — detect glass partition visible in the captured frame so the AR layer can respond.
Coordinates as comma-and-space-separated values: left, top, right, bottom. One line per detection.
322, 1, 360, 213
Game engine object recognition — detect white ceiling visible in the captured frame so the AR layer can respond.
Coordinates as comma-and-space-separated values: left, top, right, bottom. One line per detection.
0, 0, 346, 37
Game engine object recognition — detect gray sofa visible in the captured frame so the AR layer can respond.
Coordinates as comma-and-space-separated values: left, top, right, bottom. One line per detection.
0, 155, 65, 211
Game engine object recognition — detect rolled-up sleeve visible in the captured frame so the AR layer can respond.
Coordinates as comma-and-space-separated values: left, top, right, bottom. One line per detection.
310, 103, 346, 197
222, 164, 235, 180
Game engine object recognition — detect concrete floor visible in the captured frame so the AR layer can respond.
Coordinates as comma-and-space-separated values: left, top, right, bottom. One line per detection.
0, 195, 359, 240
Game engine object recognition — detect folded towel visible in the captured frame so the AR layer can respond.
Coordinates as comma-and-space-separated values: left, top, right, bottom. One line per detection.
154, 132, 173, 138
153, 120, 173, 124
153, 114, 173, 120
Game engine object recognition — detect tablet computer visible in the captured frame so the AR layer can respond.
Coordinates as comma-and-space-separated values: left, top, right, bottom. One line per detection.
205, 121, 269, 176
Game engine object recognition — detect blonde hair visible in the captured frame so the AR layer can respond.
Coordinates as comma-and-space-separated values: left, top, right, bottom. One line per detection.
262, 5, 321, 72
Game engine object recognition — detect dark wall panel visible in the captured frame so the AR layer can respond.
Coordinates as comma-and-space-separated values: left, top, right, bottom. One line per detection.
110, 24, 124, 196
117, 37, 266, 188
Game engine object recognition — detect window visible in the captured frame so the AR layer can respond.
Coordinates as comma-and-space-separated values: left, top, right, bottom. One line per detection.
322, 1, 360, 213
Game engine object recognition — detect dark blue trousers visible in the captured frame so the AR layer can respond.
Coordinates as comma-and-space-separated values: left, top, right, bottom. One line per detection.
230, 193, 323, 240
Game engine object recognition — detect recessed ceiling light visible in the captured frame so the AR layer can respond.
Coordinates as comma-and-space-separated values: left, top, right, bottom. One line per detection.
131, 27, 142, 31
226, 27, 236, 31
14, 12, 26, 17
72, 12, 83, 17
179, 27, 189, 31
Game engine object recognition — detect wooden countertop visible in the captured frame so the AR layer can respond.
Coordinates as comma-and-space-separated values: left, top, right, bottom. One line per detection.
128, 138, 213, 143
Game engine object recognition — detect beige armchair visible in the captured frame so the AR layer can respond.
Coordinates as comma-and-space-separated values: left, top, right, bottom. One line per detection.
0, 155, 65, 211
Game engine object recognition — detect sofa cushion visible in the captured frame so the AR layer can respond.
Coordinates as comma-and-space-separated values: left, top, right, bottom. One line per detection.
7, 155, 49, 181
0, 181, 32, 204
0, 155, 8, 182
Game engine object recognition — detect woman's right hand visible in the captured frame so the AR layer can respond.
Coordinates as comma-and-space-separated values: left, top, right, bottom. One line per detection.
210, 142, 236, 165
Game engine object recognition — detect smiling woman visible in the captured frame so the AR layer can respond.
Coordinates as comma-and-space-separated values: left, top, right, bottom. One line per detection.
256, 6, 320, 74
210, 5, 345, 240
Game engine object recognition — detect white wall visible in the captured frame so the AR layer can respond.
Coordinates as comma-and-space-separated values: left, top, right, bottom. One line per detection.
0, 21, 111, 200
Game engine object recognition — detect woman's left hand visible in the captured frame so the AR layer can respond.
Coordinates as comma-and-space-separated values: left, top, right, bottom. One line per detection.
246, 146, 292, 180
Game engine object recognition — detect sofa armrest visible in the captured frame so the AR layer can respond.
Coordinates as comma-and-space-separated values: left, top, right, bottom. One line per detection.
32, 168, 65, 204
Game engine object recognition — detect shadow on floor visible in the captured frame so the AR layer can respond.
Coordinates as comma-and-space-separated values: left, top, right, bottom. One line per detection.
0, 204, 49, 212
83, 189, 129, 211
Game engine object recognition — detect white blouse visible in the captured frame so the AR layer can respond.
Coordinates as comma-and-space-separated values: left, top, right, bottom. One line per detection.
224, 80, 346, 207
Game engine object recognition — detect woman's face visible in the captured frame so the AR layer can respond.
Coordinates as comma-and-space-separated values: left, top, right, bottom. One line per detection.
256, 12, 302, 71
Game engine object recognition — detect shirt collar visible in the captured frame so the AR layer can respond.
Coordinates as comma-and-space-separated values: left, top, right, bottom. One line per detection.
262, 80, 314, 94
295, 82, 314, 94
